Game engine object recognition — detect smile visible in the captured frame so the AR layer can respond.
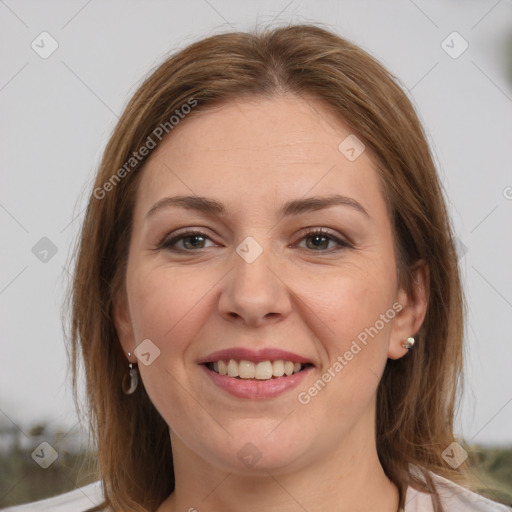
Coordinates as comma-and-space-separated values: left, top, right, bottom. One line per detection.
206, 359, 312, 380
201, 361, 314, 399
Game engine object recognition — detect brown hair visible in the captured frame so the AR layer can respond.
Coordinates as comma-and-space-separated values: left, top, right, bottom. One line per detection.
66, 23, 466, 511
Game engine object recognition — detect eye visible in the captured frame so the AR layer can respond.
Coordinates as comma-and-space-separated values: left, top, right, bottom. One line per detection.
160, 230, 216, 252
297, 228, 351, 252
158, 227, 351, 253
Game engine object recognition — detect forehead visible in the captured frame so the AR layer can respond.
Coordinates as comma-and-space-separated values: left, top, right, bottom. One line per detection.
133, 94, 386, 220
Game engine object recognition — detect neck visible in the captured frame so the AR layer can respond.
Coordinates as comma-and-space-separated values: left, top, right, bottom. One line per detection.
158, 408, 399, 512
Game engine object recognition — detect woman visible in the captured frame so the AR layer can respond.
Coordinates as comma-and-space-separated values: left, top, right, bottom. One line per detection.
5, 24, 509, 512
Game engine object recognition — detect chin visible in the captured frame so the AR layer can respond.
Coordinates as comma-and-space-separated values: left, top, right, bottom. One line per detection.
216, 427, 312, 474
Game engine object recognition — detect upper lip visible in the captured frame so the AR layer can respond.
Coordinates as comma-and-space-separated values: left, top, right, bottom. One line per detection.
197, 347, 315, 366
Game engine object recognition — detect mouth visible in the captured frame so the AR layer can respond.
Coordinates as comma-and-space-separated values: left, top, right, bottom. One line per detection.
203, 359, 314, 380
200, 359, 315, 399
198, 347, 316, 398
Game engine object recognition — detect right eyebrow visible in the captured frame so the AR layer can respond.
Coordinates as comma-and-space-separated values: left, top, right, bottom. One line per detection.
146, 195, 226, 218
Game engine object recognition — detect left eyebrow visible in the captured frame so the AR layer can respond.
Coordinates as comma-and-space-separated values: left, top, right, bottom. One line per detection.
145, 194, 370, 219
278, 194, 370, 218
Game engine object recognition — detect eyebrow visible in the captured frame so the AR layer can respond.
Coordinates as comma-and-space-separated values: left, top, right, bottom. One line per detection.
146, 194, 370, 219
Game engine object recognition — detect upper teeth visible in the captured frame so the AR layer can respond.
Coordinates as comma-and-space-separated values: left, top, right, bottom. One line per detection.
211, 360, 303, 380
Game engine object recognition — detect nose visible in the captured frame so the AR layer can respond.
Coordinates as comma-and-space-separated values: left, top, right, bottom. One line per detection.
218, 242, 292, 327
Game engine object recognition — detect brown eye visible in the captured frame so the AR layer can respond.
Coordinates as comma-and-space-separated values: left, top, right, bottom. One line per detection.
181, 234, 207, 250
297, 228, 351, 252
304, 234, 331, 250
161, 231, 215, 252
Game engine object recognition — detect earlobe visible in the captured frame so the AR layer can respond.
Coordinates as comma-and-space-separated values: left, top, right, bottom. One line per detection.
387, 261, 429, 360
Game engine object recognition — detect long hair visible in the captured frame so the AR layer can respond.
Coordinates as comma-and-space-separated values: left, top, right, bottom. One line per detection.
66, 23, 465, 511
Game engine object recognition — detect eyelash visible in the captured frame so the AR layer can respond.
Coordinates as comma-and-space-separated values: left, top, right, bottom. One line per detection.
158, 227, 351, 253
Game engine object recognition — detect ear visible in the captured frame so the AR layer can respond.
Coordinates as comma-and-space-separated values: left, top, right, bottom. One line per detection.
112, 286, 136, 357
388, 260, 429, 360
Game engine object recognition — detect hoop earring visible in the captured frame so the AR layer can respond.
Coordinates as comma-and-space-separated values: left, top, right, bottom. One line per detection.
401, 337, 415, 349
122, 352, 139, 394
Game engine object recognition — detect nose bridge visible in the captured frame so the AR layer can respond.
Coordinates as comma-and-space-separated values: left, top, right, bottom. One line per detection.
218, 235, 291, 325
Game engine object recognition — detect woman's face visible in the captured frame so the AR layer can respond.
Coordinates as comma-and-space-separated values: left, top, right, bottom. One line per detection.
115, 94, 424, 474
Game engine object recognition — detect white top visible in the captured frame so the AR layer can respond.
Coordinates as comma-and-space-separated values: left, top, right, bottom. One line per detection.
2, 472, 510, 511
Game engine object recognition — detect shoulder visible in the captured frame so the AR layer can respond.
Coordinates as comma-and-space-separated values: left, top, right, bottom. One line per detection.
0, 481, 104, 512
405, 470, 512, 512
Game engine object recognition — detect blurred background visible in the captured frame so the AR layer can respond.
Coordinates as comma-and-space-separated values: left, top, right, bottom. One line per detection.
1, 0, 511, 507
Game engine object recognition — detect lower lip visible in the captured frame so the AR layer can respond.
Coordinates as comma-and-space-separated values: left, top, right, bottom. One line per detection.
200, 364, 314, 399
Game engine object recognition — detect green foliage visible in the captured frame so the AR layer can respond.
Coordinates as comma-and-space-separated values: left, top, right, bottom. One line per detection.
468, 444, 512, 507
0, 446, 98, 508
0, 423, 99, 508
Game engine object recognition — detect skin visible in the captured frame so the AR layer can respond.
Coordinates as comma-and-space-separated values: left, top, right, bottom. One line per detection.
114, 94, 428, 512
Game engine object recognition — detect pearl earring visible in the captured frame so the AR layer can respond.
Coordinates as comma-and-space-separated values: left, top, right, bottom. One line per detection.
401, 337, 415, 349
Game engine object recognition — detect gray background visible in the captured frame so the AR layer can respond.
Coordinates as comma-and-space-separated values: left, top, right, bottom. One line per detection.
1, 0, 511, 445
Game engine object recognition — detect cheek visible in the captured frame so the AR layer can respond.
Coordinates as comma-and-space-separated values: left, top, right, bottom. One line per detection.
125, 265, 212, 430
292, 261, 397, 414
126, 264, 209, 357
296, 270, 395, 426
296, 261, 397, 349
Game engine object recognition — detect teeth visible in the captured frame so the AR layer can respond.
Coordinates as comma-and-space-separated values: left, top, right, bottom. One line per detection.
272, 360, 284, 377
255, 361, 272, 380
239, 360, 256, 378
209, 359, 307, 380
218, 360, 227, 375
227, 359, 239, 377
